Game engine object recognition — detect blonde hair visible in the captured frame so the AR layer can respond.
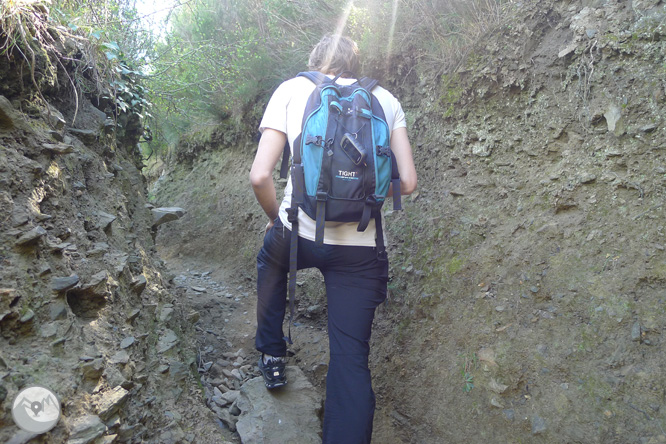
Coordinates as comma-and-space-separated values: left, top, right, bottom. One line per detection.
307, 34, 360, 77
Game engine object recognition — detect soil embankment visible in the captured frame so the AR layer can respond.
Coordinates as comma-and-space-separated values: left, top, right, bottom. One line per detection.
0, 33, 223, 442
152, 1, 666, 442
1, 0, 665, 442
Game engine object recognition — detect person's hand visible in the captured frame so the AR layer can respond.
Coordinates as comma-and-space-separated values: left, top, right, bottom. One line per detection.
265, 218, 275, 236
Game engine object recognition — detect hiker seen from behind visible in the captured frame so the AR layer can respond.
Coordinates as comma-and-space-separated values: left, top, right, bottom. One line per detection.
250, 34, 417, 444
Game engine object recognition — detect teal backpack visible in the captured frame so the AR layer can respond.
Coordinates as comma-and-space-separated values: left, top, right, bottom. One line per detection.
280, 71, 401, 342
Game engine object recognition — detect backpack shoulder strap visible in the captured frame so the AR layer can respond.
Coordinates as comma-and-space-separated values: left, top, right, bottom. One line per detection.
355, 77, 401, 210
357, 77, 379, 91
297, 71, 331, 86
279, 72, 328, 177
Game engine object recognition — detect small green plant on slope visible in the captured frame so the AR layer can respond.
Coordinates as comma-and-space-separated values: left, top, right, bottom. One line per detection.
459, 351, 478, 393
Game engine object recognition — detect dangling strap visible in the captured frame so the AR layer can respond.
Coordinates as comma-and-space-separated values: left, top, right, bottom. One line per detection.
285, 205, 298, 345
315, 192, 326, 246
284, 162, 305, 345
358, 195, 378, 232
391, 151, 402, 210
375, 210, 387, 261
279, 141, 290, 179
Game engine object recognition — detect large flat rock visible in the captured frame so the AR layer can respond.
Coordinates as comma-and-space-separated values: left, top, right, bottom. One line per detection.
236, 366, 323, 444
151, 207, 186, 228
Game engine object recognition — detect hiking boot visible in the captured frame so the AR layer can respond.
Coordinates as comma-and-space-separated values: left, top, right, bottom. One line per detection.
258, 354, 287, 389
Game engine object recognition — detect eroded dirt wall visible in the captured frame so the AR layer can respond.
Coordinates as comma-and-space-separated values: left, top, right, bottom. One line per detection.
151, 1, 666, 442
0, 50, 222, 442
371, 1, 666, 442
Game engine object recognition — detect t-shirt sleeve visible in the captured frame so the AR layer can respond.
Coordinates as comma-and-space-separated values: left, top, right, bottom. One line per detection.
259, 81, 291, 133
373, 86, 406, 132
392, 100, 407, 131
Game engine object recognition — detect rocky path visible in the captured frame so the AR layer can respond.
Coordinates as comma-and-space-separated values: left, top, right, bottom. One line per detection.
162, 255, 329, 443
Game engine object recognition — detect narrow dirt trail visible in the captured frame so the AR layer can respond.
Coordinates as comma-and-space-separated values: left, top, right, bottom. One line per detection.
159, 252, 331, 441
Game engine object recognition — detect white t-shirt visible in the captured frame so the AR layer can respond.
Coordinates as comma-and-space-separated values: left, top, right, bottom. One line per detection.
259, 75, 406, 247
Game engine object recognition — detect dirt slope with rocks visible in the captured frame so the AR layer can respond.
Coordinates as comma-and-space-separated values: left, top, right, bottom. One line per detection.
150, 1, 666, 443
0, 42, 227, 441
368, 1, 666, 442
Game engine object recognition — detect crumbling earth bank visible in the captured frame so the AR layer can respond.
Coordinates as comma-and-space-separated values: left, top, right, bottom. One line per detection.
371, 1, 666, 443
0, 54, 225, 442
151, 1, 666, 443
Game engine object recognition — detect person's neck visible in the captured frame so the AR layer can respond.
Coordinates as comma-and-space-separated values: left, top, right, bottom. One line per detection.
322, 72, 354, 79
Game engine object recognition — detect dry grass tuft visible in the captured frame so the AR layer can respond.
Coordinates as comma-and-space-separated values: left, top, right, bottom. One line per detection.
1, 1, 77, 125
392, 0, 515, 75
0, 0, 119, 129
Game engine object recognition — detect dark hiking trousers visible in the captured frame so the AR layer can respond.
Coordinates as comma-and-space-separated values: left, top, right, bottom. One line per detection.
256, 217, 388, 444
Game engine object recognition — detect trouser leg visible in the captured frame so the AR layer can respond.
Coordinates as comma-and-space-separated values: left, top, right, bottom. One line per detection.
255, 218, 291, 357
320, 246, 388, 444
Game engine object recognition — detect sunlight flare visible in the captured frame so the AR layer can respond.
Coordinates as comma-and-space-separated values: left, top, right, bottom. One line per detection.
334, 0, 354, 36
321, 1, 355, 74
388, 0, 399, 58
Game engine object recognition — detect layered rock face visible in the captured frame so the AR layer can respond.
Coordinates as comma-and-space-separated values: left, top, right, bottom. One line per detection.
0, 47, 217, 442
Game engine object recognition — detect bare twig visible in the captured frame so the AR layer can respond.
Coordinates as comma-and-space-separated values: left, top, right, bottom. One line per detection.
632, 204, 662, 221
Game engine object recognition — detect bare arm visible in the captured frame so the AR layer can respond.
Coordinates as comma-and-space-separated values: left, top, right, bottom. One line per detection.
249, 128, 287, 230
390, 126, 417, 196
